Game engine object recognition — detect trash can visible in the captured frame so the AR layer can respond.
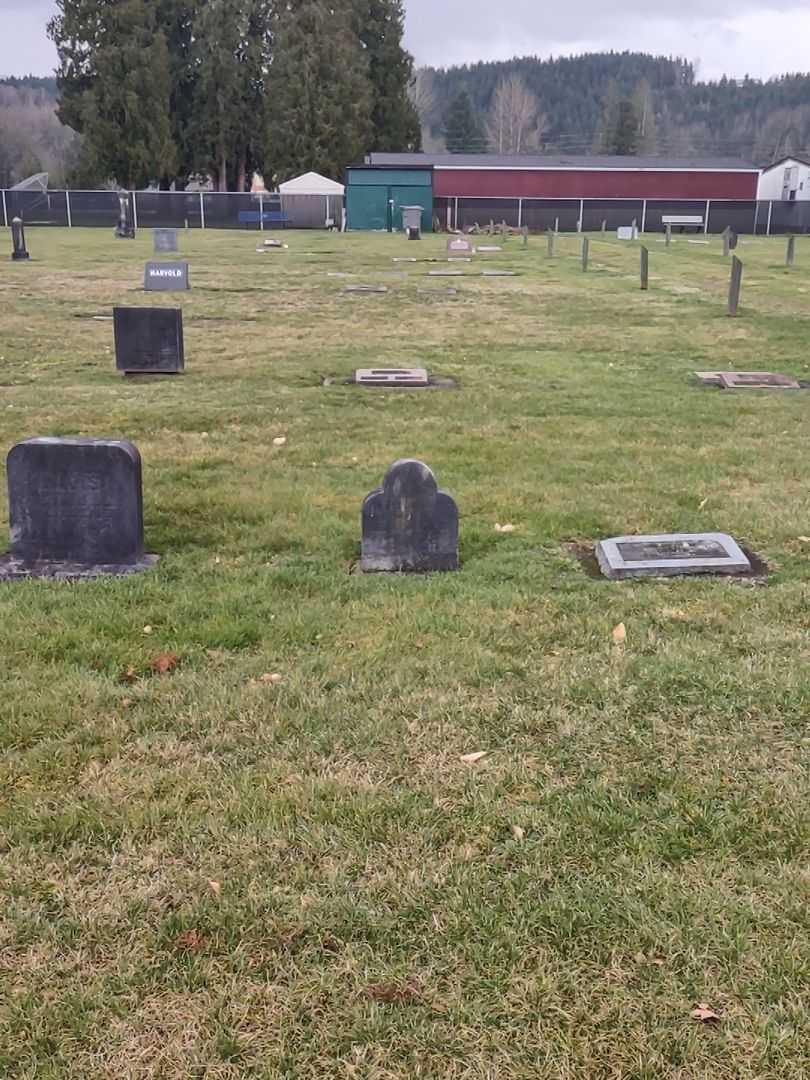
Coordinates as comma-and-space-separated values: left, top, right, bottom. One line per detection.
401, 205, 423, 240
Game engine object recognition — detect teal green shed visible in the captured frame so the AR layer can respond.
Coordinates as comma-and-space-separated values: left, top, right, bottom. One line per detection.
345, 167, 433, 232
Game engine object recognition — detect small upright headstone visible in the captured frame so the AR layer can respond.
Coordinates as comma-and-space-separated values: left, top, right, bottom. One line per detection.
447, 236, 474, 256
113, 307, 184, 374
361, 459, 459, 573
115, 193, 135, 239
0, 438, 158, 579
153, 228, 178, 254
581, 237, 590, 272
617, 226, 634, 241
144, 261, 190, 291
10, 217, 29, 261
640, 245, 649, 290
728, 256, 743, 317
786, 236, 796, 267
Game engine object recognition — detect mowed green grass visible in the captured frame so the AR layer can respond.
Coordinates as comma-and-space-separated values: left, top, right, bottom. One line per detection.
1, 225, 809, 1079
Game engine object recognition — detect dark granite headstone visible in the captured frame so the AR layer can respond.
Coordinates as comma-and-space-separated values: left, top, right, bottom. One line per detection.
154, 228, 178, 253
113, 307, 184, 374
11, 217, 29, 261
0, 438, 158, 579
144, 261, 189, 291
361, 459, 459, 572
728, 256, 743, 317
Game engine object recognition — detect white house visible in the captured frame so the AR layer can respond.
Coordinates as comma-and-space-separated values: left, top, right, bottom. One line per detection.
758, 156, 810, 202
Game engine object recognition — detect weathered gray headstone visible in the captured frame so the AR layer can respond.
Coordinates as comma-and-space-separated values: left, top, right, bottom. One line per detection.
113, 307, 184, 374
786, 236, 796, 267
361, 459, 459, 572
355, 368, 428, 387
617, 226, 634, 241
115, 193, 135, 239
153, 228, 178, 253
11, 217, 29, 261
0, 438, 158, 579
144, 261, 189, 291
582, 237, 590, 272
640, 245, 649, 290
596, 532, 750, 580
728, 256, 743, 316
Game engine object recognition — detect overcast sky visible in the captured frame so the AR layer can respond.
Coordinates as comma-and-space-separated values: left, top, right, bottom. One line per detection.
3, 0, 810, 82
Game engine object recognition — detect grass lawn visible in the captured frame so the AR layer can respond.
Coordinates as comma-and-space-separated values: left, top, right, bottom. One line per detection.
1, 225, 809, 1078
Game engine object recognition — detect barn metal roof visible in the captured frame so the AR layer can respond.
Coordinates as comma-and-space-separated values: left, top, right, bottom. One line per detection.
363, 152, 759, 172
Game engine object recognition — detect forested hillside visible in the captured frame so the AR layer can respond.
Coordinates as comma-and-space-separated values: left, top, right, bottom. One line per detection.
0, 76, 78, 187
413, 52, 810, 163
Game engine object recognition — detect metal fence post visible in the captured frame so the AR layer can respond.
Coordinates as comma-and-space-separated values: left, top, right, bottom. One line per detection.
1, 189, 7, 227
200, 191, 206, 229
65, 190, 72, 228
641, 199, 647, 233
517, 198, 523, 228
766, 201, 773, 236
259, 192, 264, 232
131, 191, 138, 230
704, 199, 710, 234
579, 198, 584, 231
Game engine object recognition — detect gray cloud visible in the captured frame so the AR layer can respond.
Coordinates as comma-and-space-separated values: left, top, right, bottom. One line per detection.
1, 0, 809, 82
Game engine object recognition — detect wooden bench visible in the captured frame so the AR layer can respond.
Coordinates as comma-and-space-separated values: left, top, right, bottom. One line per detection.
237, 210, 290, 229
662, 214, 704, 234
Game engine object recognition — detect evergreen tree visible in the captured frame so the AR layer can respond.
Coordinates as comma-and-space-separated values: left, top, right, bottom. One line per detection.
48, 0, 176, 188
156, 0, 198, 189
613, 99, 641, 154
265, 0, 372, 181
444, 91, 486, 153
353, 0, 421, 151
191, 0, 270, 191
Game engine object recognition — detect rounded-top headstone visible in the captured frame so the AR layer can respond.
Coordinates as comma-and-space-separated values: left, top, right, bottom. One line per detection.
361, 459, 459, 572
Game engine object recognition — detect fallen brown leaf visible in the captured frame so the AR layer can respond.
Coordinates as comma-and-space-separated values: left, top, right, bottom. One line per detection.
612, 622, 627, 645
207, 880, 221, 898
460, 751, 488, 764
121, 697, 134, 709
691, 1003, 720, 1023
512, 825, 525, 841
363, 980, 420, 1004
119, 666, 139, 685
495, 523, 517, 534
151, 652, 179, 675
175, 928, 204, 952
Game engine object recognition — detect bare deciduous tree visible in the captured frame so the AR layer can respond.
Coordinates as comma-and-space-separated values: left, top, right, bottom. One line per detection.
486, 74, 545, 154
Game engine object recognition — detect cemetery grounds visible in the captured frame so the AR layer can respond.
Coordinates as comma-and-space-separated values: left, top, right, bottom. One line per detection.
1, 226, 809, 1079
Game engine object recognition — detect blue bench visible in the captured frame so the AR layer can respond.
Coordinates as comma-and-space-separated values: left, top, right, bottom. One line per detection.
237, 209, 290, 228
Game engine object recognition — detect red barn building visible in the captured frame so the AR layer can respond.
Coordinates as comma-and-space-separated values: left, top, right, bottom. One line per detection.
347, 153, 761, 234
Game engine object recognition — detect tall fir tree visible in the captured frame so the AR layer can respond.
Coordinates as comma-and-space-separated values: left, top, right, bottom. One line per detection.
613, 99, 641, 154
190, 0, 270, 190
265, 0, 372, 181
48, 0, 176, 188
156, 0, 198, 188
353, 0, 421, 151
444, 90, 486, 153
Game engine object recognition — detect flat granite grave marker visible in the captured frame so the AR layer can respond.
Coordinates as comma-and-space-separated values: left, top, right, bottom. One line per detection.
144, 261, 189, 291
361, 459, 459, 572
114, 307, 184, 374
718, 371, 800, 390
355, 368, 429, 387
596, 532, 750, 580
11, 217, 30, 261
447, 236, 474, 255
153, 228, 178, 253
477, 245, 503, 252
0, 438, 158, 579
344, 284, 388, 294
